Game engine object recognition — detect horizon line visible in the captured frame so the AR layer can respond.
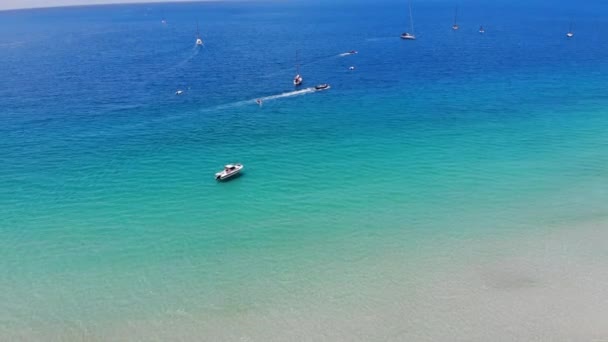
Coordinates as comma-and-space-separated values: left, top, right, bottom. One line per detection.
0, 0, 227, 12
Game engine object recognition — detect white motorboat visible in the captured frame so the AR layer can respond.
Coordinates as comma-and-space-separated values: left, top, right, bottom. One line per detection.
349, 66, 355, 70
215, 164, 243, 181
175, 90, 184, 95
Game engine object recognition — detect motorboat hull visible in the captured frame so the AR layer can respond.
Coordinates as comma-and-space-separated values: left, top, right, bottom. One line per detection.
215, 164, 243, 181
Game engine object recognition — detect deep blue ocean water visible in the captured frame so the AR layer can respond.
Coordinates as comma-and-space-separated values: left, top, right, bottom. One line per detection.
1, 0, 608, 340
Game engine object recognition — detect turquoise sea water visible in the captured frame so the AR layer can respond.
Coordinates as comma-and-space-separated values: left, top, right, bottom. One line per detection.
1, 0, 608, 340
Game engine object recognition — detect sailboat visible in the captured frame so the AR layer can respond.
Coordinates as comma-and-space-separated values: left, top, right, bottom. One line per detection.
293, 50, 303, 87
400, 0, 416, 40
479, 25, 485, 33
195, 21, 204, 46
566, 21, 574, 38
452, 6, 460, 30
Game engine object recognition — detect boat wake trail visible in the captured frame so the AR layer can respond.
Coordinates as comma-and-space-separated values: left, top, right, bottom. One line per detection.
259, 87, 316, 101
365, 36, 397, 42
173, 45, 201, 69
201, 87, 317, 113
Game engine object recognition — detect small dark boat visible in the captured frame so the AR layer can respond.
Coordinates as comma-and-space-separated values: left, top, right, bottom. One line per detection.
314, 84, 330, 91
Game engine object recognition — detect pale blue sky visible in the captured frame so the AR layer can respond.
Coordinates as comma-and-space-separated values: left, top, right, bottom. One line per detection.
0, 0, 209, 11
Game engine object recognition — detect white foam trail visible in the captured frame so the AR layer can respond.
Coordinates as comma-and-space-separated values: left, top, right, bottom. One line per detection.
365, 36, 396, 42
259, 87, 316, 101
173, 45, 201, 69
201, 87, 318, 113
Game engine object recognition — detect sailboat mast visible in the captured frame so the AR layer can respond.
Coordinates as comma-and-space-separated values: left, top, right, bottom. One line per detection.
454, 6, 458, 26
408, 0, 415, 33
295, 50, 300, 74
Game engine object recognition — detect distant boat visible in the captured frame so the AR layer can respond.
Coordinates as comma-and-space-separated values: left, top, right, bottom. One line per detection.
400, 0, 416, 40
452, 6, 460, 30
479, 25, 485, 33
293, 50, 303, 87
314, 84, 330, 91
349, 66, 355, 70
161, 18, 167, 25
175, 90, 183, 95
566, 21, 574, 38
195, 21, 204, 46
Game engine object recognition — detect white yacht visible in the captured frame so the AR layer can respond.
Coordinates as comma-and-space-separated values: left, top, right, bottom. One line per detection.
401, 0, 416, 40
195, 22, 204, 46
452, 6, 459, 30
566, 22, 574, 38
293, 50, 303, 86
215, 164, 243, 181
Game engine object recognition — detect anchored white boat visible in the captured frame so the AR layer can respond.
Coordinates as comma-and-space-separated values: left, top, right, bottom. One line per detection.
293, 50, 303, 86
401, 0, 416, 40
215, 164, 243, 181
195, 21, 204, 46
566, 21, 574, 38
452, 6, 459, 30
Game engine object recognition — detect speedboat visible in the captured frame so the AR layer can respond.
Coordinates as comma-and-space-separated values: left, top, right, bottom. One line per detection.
215, 164, 243, 181
349, 66, 355, 70
400, 32, 416, 40
314, 84, 330, 91
348, 50, 358, 55
566, 32, 574, 38
293, 74, 303, 86
175, 90, 184, 95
